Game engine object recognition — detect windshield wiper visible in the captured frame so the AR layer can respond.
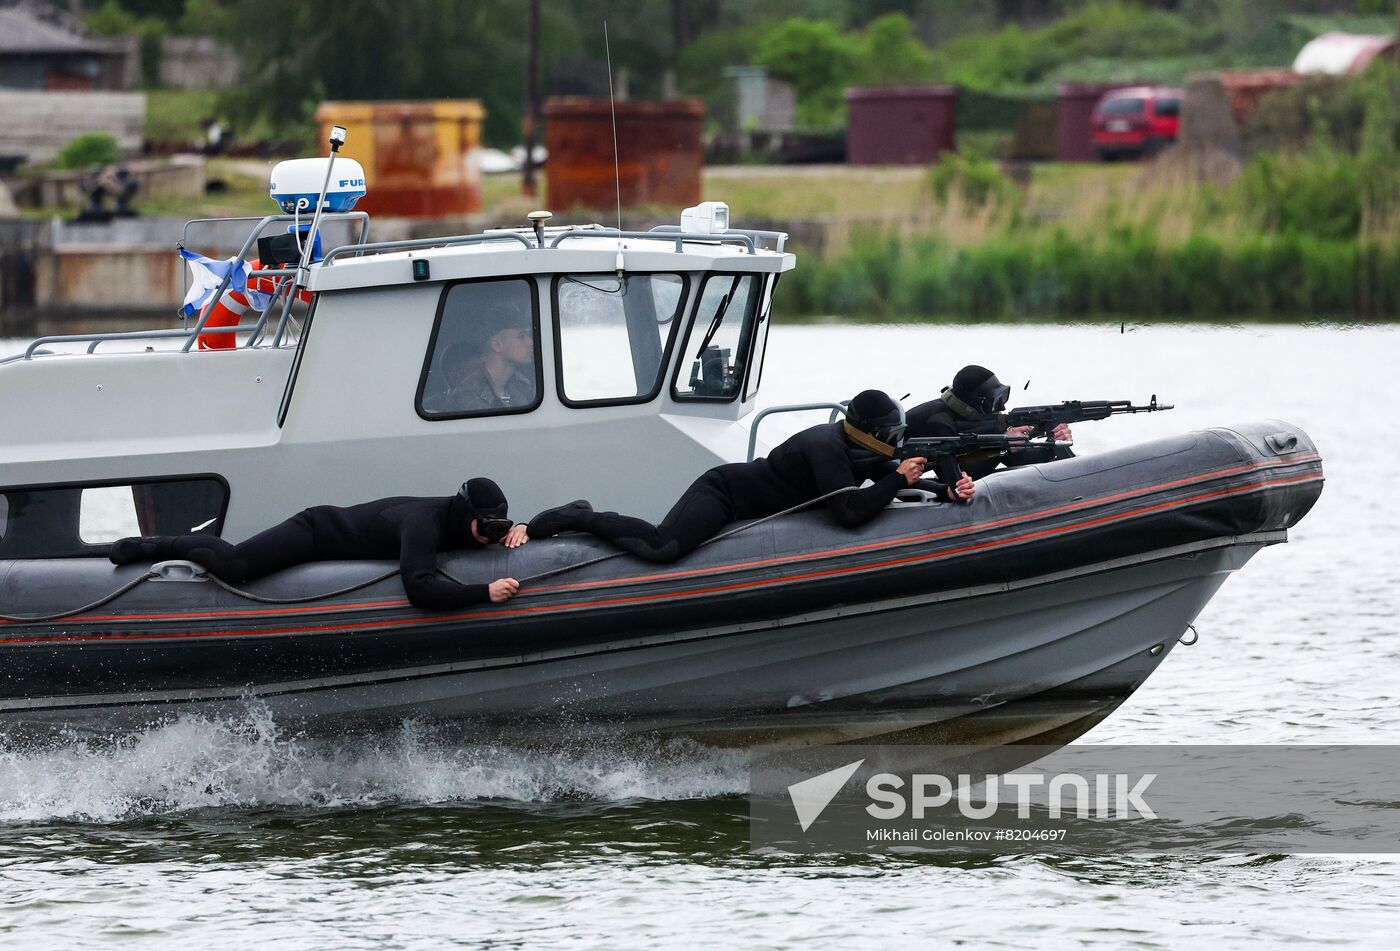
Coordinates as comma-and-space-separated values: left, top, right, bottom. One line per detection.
562, 274, 624, 294
695, 275, 742, 358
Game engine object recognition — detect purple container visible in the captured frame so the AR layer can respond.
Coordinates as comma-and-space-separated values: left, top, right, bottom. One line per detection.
844, 85, 958, 165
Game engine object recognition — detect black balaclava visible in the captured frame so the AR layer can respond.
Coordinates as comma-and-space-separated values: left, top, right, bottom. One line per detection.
454, 478, 511, 544
460, 477, 509, 521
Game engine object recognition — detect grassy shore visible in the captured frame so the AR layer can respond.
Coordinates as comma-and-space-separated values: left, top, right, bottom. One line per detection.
732, 152, 1400, 322
780, 228, 1400, 322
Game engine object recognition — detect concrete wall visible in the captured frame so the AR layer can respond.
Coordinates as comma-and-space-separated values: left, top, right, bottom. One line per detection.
34, 244, 184, 313
0, 90, 146, 164
36, 155, 206, 207
159, 36, 242, 90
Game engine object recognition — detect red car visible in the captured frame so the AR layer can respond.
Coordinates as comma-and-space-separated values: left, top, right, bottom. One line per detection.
1091, 86, 1183, 160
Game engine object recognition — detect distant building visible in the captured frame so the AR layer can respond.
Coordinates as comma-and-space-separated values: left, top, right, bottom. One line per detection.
159, 35, 243, 90
724, 67, 796, 133
0, 6, 129, 91
0, 5, 142, 167
845, 86, 957, 165
0, 4, 131, 91
1293, 31, 1397, 76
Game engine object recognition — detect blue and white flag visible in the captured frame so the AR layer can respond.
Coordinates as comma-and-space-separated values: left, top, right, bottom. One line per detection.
178, 249, 273, 319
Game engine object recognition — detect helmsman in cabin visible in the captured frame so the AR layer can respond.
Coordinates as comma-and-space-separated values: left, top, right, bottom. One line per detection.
421, 309, 536, 415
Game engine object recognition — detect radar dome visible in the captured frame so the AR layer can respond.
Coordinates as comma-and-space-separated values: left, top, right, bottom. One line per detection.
269, 157, 367, 214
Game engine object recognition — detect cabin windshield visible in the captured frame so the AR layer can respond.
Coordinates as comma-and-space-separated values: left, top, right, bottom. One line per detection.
673, 272, 763, 402
552, 272, 688, 406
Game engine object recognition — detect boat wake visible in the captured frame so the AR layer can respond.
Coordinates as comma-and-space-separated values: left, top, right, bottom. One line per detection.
0, 705, 749, 824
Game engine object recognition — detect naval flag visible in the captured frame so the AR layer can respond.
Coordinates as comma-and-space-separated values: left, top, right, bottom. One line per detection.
178, 249, 273, 319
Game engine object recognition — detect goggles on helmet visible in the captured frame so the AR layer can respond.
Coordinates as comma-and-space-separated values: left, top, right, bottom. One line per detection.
968, 374, 1011, 414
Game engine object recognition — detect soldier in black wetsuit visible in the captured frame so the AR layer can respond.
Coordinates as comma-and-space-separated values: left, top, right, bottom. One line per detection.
108, 478, 524, 610
907, 365, 1075, 480
525, 390, 976, 564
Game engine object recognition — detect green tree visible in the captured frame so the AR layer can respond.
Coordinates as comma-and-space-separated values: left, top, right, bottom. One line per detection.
85, 0, 168, 87
84, 0, 142, 35
857, 13, 933, 84
213, 0, 695, 144
929, 1, 1207, 91
213, 0, 532, 143
756, 17, 860, 129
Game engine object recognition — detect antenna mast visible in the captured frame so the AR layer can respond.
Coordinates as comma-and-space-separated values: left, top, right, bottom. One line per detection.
604, 21, 622, 235
521, 0, 540, 197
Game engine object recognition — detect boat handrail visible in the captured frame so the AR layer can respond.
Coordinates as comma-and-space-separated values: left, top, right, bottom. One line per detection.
178, 212, 367, 257
648, 225, 788, 254
6, 322, 268, 362
179, 211, 370, 353
1, 215, 370, 365
549, 228, 757, 254
747, 402, 849, 462
321, 231, 535, 266
2, 270, 303, 362
322, 226, 763, 264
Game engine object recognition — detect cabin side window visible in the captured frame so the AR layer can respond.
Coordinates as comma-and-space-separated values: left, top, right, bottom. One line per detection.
552, 273, 687, 406
0, 476, 228, 559
417, 277, 542, 420
672, 273, 762, 402
743, 275, 780, 403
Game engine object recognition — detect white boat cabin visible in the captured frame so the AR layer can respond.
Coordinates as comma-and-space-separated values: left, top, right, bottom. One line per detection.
0, 206, 795, 558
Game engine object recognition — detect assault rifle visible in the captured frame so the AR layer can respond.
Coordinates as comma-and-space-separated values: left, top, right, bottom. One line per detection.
896, 434, 1033, 498
948, 395, 1173, 443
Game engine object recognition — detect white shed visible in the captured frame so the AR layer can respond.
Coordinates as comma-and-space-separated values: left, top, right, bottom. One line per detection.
1293, 31, 1396, 75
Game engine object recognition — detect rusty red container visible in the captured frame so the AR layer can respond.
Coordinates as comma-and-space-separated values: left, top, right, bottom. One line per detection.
844, 85, 957, 165
316, 100, 485, 217
543, 98, 705, 210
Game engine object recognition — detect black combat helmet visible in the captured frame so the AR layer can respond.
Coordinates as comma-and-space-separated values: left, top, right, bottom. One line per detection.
845, 389, 907, 449
949, 365, 1011, 415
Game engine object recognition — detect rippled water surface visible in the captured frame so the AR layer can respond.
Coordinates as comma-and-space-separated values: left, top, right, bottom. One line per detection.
2, 323, 1398, 948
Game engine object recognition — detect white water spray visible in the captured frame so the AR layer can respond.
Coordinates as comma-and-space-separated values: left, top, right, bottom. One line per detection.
0, 706, 748, 824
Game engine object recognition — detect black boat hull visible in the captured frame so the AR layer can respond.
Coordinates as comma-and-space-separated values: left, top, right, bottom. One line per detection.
0, 421, 1324, 745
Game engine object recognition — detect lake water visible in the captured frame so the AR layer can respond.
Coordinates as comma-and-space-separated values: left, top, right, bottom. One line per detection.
2, 323, 1398, 948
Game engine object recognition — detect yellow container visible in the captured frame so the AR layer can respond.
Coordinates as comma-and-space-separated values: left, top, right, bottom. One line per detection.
316, 100, 486, 216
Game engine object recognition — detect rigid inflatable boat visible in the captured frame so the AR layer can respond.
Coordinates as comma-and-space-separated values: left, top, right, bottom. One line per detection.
0, 423, 1322, 742
0, 132, 1323, 745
